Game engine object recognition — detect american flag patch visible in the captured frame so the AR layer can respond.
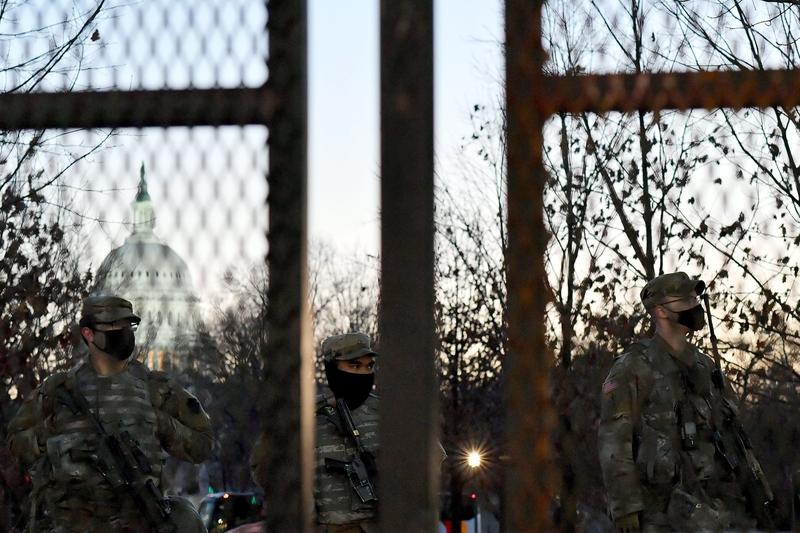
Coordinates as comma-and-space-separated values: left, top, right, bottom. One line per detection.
602, 379, 619, 395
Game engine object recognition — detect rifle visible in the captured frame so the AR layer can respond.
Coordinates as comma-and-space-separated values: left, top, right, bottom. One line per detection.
702, 294, 775, 528
57, 381, 175, 533
324, 399, 378, 506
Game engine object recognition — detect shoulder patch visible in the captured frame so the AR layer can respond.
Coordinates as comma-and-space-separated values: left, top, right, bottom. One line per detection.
602, 378, 620, 395
126, 360, 150, 379
603, 341, 652, 395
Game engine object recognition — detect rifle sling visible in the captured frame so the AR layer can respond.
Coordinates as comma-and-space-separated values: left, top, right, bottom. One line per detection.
58, 372, 171, 525
62, 373, 102, 428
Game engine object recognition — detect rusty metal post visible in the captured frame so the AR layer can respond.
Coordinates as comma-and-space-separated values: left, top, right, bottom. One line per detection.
263, 0, 314, 531
379, 1, 438, 532
505, 1, 555, 532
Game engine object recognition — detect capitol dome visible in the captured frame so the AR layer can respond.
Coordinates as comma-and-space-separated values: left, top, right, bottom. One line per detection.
93, 164, 203, 371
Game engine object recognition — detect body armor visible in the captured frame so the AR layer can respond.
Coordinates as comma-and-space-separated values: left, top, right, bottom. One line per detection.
38, 360, 163, 531
314, 391, 379, 527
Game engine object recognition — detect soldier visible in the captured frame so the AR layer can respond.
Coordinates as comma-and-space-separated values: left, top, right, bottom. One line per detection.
7, 295, 212, 533
251, 332, 380, 533
598, 272, 770, 532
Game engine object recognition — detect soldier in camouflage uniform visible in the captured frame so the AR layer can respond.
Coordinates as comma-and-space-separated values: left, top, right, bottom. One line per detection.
7, 295, 213, 533
252, 332, 379, 533
598, 272, 765, 533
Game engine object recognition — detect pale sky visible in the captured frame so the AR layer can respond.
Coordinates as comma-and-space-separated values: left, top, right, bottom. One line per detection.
308, 0, 503, 254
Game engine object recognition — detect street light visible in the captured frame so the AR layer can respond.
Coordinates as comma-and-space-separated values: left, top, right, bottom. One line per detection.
467, 450, 482, 469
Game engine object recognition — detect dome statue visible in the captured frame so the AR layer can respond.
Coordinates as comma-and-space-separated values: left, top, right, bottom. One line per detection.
92, 163, 203, 371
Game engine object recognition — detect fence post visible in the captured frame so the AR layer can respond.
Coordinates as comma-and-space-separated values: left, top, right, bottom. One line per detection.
379, 1, 438, 531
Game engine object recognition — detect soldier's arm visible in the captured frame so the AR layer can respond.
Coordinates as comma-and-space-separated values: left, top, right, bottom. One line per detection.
598, 352, 648, 521
149, 371, 213, 463
6, 391, 48, 466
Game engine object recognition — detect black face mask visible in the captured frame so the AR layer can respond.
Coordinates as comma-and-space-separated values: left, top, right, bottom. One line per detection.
92, 327, 136, 360
325, 360, 375, 410
668, 304, 706, 332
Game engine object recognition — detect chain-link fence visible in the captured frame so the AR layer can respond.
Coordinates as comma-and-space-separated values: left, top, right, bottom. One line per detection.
4, 0, 800, 532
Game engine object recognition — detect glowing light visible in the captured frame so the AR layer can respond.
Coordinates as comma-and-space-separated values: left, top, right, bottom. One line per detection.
467, 450, 482, 468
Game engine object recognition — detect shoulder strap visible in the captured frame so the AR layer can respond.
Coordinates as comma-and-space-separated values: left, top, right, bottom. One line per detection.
60, 369, 109, 435
317, 395, 345, 435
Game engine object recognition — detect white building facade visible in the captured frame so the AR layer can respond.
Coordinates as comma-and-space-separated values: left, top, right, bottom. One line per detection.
92, 165, 203, 372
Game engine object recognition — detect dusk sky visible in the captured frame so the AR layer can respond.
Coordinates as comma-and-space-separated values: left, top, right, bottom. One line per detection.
308, 0, 503, 254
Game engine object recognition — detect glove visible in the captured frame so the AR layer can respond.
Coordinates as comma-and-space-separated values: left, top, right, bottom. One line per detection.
615, 512, 640, 533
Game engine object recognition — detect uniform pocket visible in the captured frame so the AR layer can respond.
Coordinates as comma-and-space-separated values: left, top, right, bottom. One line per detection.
636, 424, 678, 485
686, 441, 716, 481
45, 433, 97, 481
666, 486, 727, 531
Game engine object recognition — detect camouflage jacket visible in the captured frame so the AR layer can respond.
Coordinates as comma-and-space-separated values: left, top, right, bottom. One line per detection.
314, 391, 379, 526
7, 359, 212, 532
250, 390, 379, 527
598, 335, 745, 524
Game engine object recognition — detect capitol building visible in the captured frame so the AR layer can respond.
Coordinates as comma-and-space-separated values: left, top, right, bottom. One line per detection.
92, 165, 203, 372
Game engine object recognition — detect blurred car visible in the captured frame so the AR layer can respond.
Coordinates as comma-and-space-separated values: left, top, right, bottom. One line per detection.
197, 492, 264, 533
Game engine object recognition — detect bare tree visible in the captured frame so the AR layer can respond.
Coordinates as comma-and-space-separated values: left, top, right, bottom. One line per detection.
0, 2, 108, 529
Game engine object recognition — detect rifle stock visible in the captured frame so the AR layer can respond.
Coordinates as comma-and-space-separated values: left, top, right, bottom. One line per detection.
325, 457, 378, 505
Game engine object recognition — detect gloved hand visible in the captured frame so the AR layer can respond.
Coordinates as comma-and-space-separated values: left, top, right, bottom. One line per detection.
615, 512, 640, 533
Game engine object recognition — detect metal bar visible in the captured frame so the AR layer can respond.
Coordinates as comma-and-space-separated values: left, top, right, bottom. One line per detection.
262, 0, 313, 531
0, 87, 277, 130
1, 67, 797, 132
505, 1, 555, 532
379, 0, 438, 532
538, 68, 800, 115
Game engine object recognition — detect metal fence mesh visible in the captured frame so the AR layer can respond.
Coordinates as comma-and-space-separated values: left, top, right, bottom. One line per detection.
3, 0, 268, 92
4, 0, 800, 532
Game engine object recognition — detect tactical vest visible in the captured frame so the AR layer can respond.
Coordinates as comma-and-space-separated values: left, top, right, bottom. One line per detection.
314, 391, 380, 526
634, 340, 719, 487
38, 360, 163, 530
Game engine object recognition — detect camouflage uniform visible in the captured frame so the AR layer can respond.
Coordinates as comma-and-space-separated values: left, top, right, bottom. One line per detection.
312, 390, 379, 532
250, 390, 379, 533
251, 333, 379, 533
598, 273, 756, 532
7, 296, 212, 533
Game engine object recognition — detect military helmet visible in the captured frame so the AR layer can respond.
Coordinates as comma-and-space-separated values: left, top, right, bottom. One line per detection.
79, 295, 141, 326
321, 332, 377, 361
640, 272, 705, 309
